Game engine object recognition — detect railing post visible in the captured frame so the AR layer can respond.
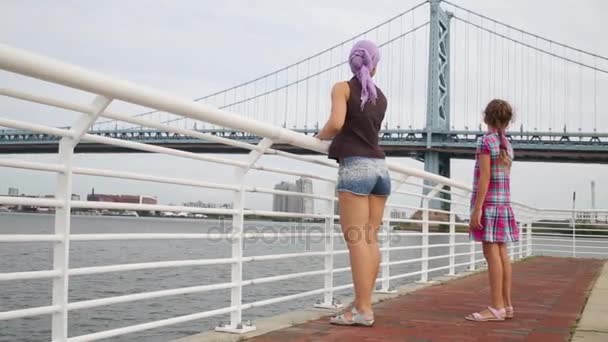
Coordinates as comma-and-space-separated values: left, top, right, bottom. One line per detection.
571, 210, 577, 258
420, 185, 441, 283
314, 183, 342, 309
52, 96, 111, 341
518, 223, 523, 259
216, 138, 273, 334
526, 222, 532, 257
51, 138, 74, 342
216, 168, 254, 333
448, 212, 456, 276
468, 241, 476, 271
376, 205, 396, 293
420, 198, 430, 282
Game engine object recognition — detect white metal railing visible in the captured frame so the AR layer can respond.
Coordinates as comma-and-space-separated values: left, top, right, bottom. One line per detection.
0, 43, 604, 341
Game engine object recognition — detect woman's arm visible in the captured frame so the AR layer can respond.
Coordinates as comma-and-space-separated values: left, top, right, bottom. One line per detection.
315, 82, 349, 140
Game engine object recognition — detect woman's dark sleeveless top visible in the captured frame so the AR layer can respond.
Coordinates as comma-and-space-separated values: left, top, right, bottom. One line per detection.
328, 77, 387, 162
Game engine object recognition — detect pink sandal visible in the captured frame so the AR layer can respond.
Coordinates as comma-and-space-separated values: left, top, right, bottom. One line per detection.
505, 306, 514, 319
465, 306, 506, 322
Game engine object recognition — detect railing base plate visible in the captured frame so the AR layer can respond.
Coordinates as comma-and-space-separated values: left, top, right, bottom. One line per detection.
215, 324, 256, 334
314, 302, 344, 310
374, 288, 398, 294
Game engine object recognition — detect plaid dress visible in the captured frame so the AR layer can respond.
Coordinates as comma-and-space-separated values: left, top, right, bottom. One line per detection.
470, 132, 520, 243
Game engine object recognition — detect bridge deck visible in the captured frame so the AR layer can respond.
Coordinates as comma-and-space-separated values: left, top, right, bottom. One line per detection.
247, 257, 604, 342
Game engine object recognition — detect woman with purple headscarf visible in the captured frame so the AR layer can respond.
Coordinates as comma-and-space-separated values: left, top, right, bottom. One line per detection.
316, 40, 389, 327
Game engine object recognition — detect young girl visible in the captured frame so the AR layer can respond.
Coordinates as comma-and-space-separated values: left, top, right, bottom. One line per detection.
466, 99, 519, 322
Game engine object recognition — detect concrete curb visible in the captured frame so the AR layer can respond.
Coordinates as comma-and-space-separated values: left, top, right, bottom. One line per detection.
572, 261, 608, 342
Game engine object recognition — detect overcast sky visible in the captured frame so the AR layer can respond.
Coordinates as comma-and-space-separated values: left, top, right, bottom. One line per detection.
0, 0, 607, 211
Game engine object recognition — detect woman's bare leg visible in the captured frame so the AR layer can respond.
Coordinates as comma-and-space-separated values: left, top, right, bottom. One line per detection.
367, 195, 388, 298
339, 192, 375, 314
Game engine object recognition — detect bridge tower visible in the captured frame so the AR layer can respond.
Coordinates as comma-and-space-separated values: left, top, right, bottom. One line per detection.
424, 0, 452, 209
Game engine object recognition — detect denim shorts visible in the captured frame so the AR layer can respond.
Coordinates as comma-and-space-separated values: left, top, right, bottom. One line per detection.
337, 157, 391, 196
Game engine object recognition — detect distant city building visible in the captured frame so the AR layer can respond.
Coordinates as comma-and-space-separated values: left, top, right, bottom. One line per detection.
391, 209, 408, 219
297, 178, 314, 215
273, 177, 314, 214
8, 187, 18, 196
87, 188, 157, 204
576, 211, 598, 223
183, 201, 233, 209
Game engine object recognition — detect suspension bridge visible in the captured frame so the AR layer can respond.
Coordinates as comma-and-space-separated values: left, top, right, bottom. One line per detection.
1, 0, 608, 173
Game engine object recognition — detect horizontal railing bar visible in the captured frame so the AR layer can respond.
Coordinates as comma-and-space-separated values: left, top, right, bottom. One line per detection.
399, 179, 472, 199
389, 232, 424, 236
242, 250, 349, 262
393, 189, 471, 206
389, 222, 467, 230
530, 232, 569, 237
268, 149, 339, 169
0, 305, 60, 321
532, 222, 608, 228
381, 245, 424, 252
0, 270, 61, 281
531, 226, 576, 231
333, 266, 351, 274
73, 166, 239, 192
0, 158, 65, 173
0, 196, 62, 207
249, 164, 336, 183
69, 258, 235, 276
244, 210, 327, 219
0, 117, 72, 138
69, 233, 231, 241
81, 133, 249, 168
536, 208, 608, 213
385, 202, 468, 216
242, 232, 328, 238
243, 269, 327, 286
66, 306, 237, 342
388, 269, 426, 281
547, 244, 608, 250
534, 249, 608, 256
242, 287, 326, 310
68, 282, 235, 311
248, 186, 335, 201
428, 243, 456, 249
427, 254, 450, 261
427, 264, 453, 273
534, 238, 608, 244
0, 234, 62, 242
453, 260, 476, 268
70, 201, 236, 214
386, 257, 425, 267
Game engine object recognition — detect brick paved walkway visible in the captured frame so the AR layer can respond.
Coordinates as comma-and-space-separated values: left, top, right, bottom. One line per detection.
248, 257, 604, 342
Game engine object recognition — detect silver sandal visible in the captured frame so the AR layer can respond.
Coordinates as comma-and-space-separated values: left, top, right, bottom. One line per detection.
329, 307, 374, 327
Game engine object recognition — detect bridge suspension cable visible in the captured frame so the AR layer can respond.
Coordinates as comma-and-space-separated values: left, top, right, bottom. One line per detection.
444, 0, 607, 134
92, 0, 430, 131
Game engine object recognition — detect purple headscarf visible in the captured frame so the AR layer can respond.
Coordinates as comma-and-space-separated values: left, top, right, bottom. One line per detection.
349, 40, 381, 109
